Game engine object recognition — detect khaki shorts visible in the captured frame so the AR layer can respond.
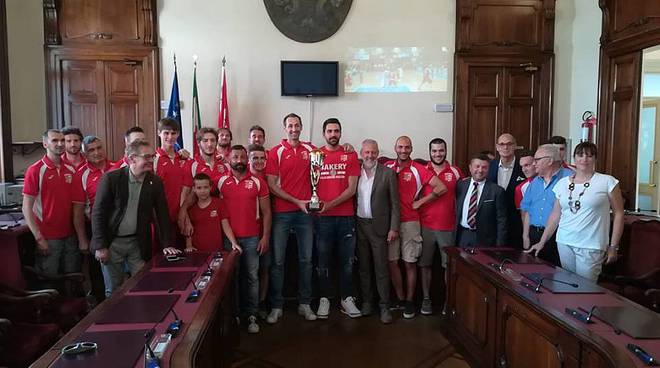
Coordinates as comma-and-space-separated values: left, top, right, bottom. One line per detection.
389, 221, 423, 263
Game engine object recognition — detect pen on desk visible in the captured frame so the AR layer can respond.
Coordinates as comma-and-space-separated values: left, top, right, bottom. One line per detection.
627, 343, 656, 365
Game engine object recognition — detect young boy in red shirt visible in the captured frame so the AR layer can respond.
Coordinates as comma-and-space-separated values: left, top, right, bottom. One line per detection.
185, 173, 240, 253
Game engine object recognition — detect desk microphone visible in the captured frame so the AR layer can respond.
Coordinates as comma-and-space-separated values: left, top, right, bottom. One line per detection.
202, 254, 213, 277
489, 258, 516, 272
186, 275, 201, 302
585, 305, 596, 323
144, 330, 160, 368
534, 277, 579, 293
166, 307, 183, 337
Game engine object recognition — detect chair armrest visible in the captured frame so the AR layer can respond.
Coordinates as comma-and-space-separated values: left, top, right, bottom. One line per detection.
23, 266, 85, 283
614, 267, 660, 287
0, 292, 53, 306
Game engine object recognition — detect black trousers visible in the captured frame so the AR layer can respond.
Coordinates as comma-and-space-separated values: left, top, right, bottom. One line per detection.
528, 226, 561, 267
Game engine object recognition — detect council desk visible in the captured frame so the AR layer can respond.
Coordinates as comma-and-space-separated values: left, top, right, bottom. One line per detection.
31, 250, 239, 368
443, 247, 660, 368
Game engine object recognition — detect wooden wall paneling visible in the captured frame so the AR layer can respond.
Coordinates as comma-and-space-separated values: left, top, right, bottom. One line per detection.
600, 0, 660, 48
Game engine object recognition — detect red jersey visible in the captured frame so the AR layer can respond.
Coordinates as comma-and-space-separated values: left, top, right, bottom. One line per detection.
264, 139, 315, 213
317, 146, 360, 216
61, 153, 87, 172
109, 156, 129, 171
71, 160, 114, 214
218, 171, 269, 238
215, 148, 231, 164
419, 162, 463, 231
384, 160, 433, 222
188, 197, 228, 252
514, 176, 534, 209
23, 156, 80, 239
185, 156, 230, 188
154, 148, 190, 220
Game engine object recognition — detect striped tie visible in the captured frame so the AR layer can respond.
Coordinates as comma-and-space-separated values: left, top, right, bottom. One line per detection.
467, 182, 479, 229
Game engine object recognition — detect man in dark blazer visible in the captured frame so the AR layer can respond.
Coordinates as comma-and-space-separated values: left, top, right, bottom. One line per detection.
456, 153, 507, 247
356, 139, 399, 324
92, 139, 179, 295
487, 133, 525, 248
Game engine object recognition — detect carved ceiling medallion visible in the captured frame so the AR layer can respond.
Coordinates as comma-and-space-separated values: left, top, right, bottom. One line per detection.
263, 0, 353, 43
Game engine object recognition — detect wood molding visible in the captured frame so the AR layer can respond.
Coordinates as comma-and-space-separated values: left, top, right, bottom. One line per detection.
43, 0, 60, 45
0, 0, 13, 181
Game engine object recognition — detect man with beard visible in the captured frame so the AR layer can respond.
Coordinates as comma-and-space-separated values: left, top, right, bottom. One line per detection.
356, 139, 399, 324
314, 118, 361, 319
216, 127, 233, 163
249, 125, 266, 147
61, 126, 87, 172
187, 127, 230, 186
418, 138, 462, 316
384, 136, 446, 319
92, 140, 179, 295
23, 129, 82, 276
264, 113, 317, 323
110, 126, 146, 170
218, 145, 271, 334
72, 136, 115, 299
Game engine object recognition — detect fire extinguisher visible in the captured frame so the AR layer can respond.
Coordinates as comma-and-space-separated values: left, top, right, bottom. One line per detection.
581, 111, 597, 143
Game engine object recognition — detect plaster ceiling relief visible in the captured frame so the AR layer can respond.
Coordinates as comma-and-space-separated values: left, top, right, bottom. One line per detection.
263, 0, 353, 43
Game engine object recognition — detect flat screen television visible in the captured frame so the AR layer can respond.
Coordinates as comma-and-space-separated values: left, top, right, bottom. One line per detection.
281, 61, 338, 96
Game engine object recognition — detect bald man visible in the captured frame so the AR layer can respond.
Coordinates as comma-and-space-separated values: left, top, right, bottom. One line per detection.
487, 133, 526, 248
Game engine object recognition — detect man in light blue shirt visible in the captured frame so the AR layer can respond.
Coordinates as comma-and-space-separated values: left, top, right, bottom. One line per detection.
521, 144, 573, 266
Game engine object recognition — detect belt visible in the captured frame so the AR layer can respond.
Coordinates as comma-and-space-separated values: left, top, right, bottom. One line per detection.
530, 225, 545, 231
461, 226, 476, 232
115, 233, 137, 238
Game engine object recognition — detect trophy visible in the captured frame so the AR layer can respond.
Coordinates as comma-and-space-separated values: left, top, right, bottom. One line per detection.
308, 149, 325, 211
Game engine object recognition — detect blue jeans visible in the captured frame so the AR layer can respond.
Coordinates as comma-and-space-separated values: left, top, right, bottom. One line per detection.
315, 216, 356, 299
226, 236, 260, 316
269, 211, 314, 308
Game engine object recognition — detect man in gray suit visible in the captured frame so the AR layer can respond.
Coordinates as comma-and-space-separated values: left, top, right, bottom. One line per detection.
356, 139, 400, 324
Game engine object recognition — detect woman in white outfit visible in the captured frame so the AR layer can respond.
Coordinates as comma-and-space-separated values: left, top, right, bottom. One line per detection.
527, 142, 624, 281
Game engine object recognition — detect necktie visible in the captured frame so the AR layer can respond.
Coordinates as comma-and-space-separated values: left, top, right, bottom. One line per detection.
467, 182, 479, 229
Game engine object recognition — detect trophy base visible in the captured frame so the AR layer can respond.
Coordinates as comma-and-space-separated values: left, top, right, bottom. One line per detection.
307, 201, 323, 212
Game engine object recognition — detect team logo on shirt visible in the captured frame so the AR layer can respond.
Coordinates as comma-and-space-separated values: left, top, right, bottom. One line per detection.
64, 174, 73, 183
301, 151, 309, 160
210, 210, 218, 218
403, 172, 412, 182
444, 173, 454, 182
340, 154, 348, 162
245, 181, 254, 190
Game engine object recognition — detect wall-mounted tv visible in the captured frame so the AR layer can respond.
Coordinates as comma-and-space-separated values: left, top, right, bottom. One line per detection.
281, 61, 338, 97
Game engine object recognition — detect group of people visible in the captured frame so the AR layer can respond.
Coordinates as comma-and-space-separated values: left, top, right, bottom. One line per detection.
21, 113, 624, 335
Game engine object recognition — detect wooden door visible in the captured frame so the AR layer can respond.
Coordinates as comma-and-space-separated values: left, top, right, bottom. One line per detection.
454, 55, 551, 171
61, 59, 106, 142
104, 60, 143, 160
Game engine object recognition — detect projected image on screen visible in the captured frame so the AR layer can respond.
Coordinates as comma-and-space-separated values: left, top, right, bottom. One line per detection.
345, 47, 449, 93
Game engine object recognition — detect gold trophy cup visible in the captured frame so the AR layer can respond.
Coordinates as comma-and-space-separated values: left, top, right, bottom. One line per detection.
308, 149, 325, 211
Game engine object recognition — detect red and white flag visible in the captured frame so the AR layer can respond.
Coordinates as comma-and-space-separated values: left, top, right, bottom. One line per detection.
217, 57, 230, 129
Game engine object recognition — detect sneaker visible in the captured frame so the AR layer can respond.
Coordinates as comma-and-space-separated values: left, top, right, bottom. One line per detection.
421, 298, 433, 315
340, 296, 362, 318
247, 315, 260, 334
380, 307, 393, 324
361, 302, 374, 316
297, 304, 317, 321
403, 300, 415, 319
317, 297, 330, 319
389, 300, 405, 311
266, 308, 283, 324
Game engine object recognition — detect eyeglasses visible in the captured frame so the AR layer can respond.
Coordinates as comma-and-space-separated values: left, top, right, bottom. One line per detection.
533, 156, 550, 163
132, 153, 155, 161
61, 341, 98, 355
497, 142, 516, 148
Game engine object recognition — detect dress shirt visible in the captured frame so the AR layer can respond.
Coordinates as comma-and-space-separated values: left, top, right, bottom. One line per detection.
357, 166, 376, 219
497, 158, 515, 189
520, 167, 573, 227
460, 178, 485, 229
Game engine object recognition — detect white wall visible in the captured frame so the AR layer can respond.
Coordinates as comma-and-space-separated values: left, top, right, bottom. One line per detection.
553, 0, 602, 147
157, 0, 456, 159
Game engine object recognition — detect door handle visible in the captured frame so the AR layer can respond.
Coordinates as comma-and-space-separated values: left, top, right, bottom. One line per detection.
650, 160, 658, 187
554, 344, 565, 368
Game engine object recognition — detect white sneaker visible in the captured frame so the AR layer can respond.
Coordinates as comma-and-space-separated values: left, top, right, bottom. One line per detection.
266, 308, 283, 324
297, 304, 317, 321
317, 297, 330, 319
247, 315, 260, 334
340, 296, 362, 318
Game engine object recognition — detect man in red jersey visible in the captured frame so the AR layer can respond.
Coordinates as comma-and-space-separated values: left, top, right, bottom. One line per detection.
248, 125, 266, 147
23, 129, 83, 277
153, 118, 190, 237
186, 127, 230, 187
218, 145, 271, 334
264, 113, 317, 323
216, 127, 233, 163
384, 136, 446, 319
314, 118, 361, 319
185, 173, 239, 253
61, 126, 87, 172
418, 138, 462, 316
248, 143, 270, 316
71, 135, 115, 300
110, 126, 146, 170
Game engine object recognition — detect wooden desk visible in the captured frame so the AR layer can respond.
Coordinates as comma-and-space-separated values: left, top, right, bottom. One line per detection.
443, 247, 660, 368
30, 250, 238, 368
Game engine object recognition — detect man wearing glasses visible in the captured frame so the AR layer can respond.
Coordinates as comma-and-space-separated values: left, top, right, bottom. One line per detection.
520, 144, 573, 266
92, 140, 179, 295
487, 133, 526, 248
